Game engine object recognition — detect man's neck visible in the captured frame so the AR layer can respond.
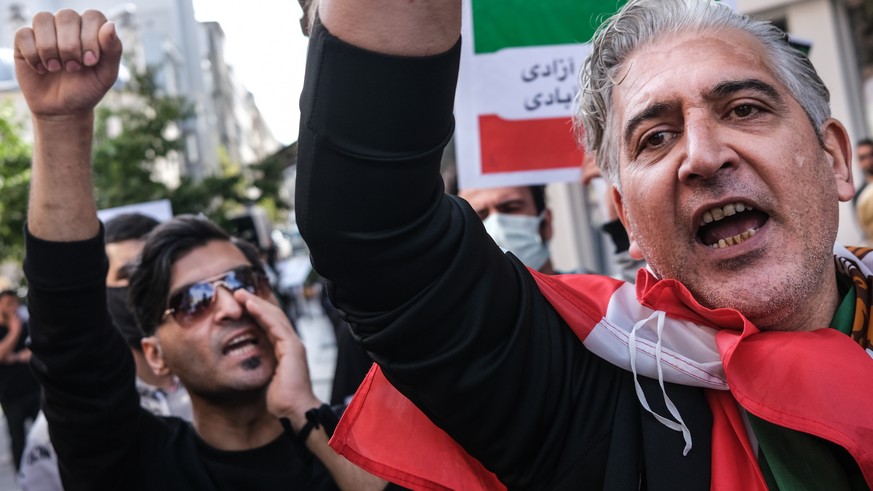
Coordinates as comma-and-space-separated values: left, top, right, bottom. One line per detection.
190, 395, 283, 451
753, 262, 841, 332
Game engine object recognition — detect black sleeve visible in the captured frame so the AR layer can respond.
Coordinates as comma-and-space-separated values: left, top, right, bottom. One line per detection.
297, 22, 624, 489
23, 227, 146, 490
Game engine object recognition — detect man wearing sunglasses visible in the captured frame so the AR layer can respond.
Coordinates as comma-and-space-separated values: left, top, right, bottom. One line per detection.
18, 212, 194, 491
15, 9, 386, 491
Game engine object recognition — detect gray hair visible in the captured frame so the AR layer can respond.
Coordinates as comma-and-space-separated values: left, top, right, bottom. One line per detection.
576, 0, 830, 189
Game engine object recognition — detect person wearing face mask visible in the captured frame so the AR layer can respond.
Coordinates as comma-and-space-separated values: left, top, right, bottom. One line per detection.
18, 212, 193, 491
458, 185, 557, 274
104, 213, 193, 417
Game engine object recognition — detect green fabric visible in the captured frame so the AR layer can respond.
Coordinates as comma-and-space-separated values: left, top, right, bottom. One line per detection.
749, 279, 867, 491
750, 413, 866, 491
470, 0, 627, 54
469, 0, 733, 54
831, 274, 856, 336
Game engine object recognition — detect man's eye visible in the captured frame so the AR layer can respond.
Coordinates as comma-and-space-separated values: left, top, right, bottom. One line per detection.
643, 131, 670, 149
634, 128, 679, 157
732, 104, 758, 118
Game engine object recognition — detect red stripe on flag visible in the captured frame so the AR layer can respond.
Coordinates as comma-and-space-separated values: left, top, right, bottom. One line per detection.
479, 114, 584, 174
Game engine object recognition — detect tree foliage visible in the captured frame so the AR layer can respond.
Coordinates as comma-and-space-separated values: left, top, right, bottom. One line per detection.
92, 65, 192, 209
0, 103, 31, 262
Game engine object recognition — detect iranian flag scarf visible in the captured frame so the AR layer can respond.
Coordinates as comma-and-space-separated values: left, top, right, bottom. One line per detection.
330, 245, 873, 490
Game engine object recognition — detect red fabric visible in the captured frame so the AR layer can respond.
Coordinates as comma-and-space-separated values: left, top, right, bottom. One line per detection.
632, 269, 873, 487
717, 328, 873, 485
330, 365, 506, 491
330, 269, 873, 489
329, 272, 622, 490
706, 390, 768, 490
526, 270, 624, 338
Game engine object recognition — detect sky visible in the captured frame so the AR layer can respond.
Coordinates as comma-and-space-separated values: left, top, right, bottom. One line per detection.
191, 0, 310, 146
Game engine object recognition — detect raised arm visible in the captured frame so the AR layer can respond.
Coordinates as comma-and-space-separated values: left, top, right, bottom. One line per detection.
294, 1, 580, 486
17, 12, 143, 489
15, 9, 121, 240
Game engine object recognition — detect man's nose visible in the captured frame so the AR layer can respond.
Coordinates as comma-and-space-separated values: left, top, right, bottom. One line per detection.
212, 285, 245, 321
678, 114, 737, 182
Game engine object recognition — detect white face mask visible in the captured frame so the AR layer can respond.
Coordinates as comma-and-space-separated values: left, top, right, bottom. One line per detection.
482, 212, 550, 271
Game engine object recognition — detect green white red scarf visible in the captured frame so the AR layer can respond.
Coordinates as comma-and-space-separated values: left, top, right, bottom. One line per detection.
330, 247, 873, 489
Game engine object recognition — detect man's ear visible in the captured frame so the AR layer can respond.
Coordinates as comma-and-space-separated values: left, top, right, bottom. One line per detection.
821, 118, 854, 202
612, 187, 644, 260
140, 336, 171, 377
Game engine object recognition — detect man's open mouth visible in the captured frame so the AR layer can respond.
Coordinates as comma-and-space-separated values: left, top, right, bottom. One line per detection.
222, 333, 260, 356
697, 202, 769, 249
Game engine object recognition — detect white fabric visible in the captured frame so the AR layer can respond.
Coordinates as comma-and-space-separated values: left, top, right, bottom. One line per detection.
583, 282, 726, 389
628, 310, 693, 455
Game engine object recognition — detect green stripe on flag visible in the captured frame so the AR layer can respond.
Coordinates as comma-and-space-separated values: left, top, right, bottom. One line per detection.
471, 0, 628, 54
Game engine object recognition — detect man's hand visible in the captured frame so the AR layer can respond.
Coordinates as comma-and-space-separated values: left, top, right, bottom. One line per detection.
20, 9, 122, 241
14, 9, 122, 120
233, 289, 321, 427
236, 288, 388, 491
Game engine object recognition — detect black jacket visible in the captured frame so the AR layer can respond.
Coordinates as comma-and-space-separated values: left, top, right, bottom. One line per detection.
296, 22, 712, 490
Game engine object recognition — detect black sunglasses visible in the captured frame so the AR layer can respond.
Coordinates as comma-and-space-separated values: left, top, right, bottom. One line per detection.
161, 266, 270, 326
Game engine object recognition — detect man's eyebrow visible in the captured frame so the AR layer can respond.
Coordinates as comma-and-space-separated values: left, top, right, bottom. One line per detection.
623, 101, 677, 147
708, 78, 783, 103
497, 198, 526, 208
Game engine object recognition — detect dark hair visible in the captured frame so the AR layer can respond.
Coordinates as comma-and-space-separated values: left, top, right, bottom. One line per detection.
129, 215, 231, 336
858, 138, 873, 149
104, 213, 160, 244
0, 290, 17, 301
231, 237, 266, 271
528, 185, 546, 215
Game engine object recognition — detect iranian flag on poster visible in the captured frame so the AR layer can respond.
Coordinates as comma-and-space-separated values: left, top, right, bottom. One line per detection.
454, 0, 737, 190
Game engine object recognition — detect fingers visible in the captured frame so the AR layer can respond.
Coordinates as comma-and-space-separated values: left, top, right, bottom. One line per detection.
95, 21, 122, 86
14, 9, 113, 74
14, 24, 44, 73
82, 10, 110, 67
234, 289, 298, 343
54, 9, 83, 72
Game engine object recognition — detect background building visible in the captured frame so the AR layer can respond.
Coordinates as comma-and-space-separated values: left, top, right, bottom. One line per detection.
0, 0, 279, 184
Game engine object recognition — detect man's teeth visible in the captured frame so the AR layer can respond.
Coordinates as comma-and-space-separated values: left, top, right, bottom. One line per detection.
224, 335, 257, 355
700, 202, 752, 226
227, 344, 257, 356
710, 229, 757, 249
